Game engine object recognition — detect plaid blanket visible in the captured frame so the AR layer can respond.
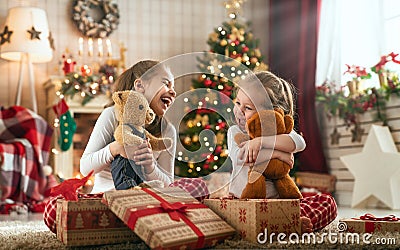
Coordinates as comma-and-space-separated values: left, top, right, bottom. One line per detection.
0, 106, 53, 202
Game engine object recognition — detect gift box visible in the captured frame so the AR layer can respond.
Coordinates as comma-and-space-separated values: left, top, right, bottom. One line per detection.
102, 187, 236, 249
204, 198, 301, 243
340, 214, 400, 234
56, 195, 140, 246
295, 172, 336, 193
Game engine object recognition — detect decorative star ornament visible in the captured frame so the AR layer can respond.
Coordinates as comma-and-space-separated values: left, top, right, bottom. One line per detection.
27, 26, 41, 40
340, 125, 400, 209
330, 127, 341, 145
48, 32, 55, 50
0, 25, 13, 45
351, 124, 364, 142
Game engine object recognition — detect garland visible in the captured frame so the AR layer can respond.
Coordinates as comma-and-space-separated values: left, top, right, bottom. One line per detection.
59, 65, 115, 105
316, 52, 400, 130
316, 71, 400, 128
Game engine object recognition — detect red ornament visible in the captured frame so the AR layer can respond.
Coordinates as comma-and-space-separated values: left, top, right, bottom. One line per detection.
62, 56, 76, 75
204, 79, 213, 87
80, 65, 93, 76
242, 46, 249, 53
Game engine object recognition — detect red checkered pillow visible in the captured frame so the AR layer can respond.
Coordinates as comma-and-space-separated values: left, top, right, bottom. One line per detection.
169, 178, 210, 202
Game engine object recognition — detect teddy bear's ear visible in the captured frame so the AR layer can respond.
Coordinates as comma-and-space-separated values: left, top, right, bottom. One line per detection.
145, 108, 155, 124
284, 115, 294, 133
112, 91, 123, 106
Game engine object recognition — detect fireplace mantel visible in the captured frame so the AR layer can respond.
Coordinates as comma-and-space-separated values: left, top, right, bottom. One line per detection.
43, 76, 111, 178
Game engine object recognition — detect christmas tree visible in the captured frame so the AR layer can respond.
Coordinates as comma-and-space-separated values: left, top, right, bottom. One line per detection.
175, 0, 268, 178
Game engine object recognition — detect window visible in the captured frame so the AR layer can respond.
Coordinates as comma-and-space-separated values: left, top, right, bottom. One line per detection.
316, 0, 400, 88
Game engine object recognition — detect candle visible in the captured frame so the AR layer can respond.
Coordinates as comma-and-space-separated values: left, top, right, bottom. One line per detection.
106, 39, 112, 57
88, 38, 93, 57
97, 38, 103, 57
78, 37, 83, 56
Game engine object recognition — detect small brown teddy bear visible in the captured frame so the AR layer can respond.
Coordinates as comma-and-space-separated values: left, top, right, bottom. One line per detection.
111, 90, 173, 190
235, 108, 303, 199
113, 90, 172, 151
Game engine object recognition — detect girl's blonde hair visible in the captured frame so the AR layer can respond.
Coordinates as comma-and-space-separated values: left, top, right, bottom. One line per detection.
239, 71, 296, 116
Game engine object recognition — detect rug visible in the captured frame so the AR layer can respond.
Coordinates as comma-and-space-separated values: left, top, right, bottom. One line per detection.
0, 217, 399, 249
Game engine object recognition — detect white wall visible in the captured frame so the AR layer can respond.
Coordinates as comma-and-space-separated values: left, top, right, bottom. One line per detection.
0, 0, 268, 117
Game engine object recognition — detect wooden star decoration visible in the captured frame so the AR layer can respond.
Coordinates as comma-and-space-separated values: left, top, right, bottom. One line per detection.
330, 127, 341, 145
351, 124, 364, 143
0, 25, 13, 45
340, 125, 400, 209
48, 32, 55, 50
27, 26, 41, 40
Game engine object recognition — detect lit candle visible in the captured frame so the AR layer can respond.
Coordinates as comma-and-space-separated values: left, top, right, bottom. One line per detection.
106, 39, 112, 57
97, 38, 103, 57
88, 38, 93, 57
78, 37, 83, 56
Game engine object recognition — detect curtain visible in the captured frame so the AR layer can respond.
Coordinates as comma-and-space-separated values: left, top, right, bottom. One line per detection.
316, 0, 385, 87
268, 0, 327, 173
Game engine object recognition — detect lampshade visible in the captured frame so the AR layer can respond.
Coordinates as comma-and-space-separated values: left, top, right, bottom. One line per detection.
0, 6, 53, 63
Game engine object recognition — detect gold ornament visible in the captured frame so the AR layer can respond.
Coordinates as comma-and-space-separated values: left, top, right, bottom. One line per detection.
201, 115, 209, 126
250, 57, 258, 64
192, 134, 199, 143
229, 27, 244, 42
187, 120, 194, 128
254, 49, 261, 57
216, 132, 225, 145
184, 136, 191, 145
220, 39, 228, 46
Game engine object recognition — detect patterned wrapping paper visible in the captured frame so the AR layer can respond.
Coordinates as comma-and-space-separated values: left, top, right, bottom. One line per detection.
340, 218, 400, 234
204, 198, 301, 243
56, 198, 140, 246
102, 187, 236, 249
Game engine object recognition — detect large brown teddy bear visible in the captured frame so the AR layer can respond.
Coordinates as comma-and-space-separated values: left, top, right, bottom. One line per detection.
235, 108, 303, 199
113, 90, 172, 151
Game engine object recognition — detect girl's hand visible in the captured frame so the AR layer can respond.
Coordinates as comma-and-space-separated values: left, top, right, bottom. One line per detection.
133, 140, 155, 174
238, 137, 262, 163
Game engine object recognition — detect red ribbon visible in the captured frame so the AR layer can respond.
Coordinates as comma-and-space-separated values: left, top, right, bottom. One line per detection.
126, 188, 207, 249
358, 213, 399, 222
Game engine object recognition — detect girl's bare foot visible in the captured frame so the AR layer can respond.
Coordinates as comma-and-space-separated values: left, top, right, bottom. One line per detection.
301, 216, 313, 233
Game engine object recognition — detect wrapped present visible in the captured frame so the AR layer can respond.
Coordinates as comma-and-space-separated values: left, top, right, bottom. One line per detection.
56, 194, 140, 246
204, 198, 301, 243
102, 187, 236, 249
340, 214, 400, 234
295, 171, 336, 193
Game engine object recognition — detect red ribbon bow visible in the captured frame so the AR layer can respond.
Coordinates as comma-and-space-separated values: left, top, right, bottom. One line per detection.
358, 213, 400, 222
160, 201, 188, 221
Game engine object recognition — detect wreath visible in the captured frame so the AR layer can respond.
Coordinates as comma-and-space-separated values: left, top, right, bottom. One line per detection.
72, 0, 120, 38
